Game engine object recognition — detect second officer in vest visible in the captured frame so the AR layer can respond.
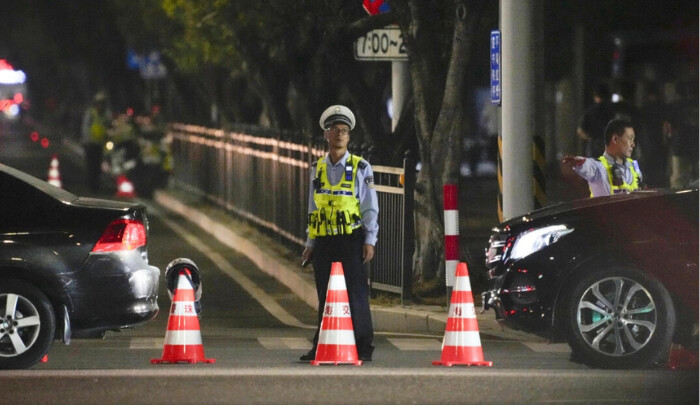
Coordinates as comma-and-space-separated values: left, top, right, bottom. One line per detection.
562, 118, 644, 197
300, 105, 379, 362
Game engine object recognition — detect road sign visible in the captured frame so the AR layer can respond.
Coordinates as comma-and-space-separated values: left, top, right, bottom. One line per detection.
126, 50, 141, 70
490, 30, 501, 105
354, 25, 408, 61
139, 51, 168, 80
363, 0, 390, 15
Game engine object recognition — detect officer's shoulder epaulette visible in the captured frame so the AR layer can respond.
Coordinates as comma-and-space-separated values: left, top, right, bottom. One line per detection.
357, 160, 368, 170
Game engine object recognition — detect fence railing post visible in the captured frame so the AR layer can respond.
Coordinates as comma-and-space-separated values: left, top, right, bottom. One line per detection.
401, 150, 416, 305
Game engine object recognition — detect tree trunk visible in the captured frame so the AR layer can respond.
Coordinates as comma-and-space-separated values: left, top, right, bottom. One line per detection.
394, 0, 486, 289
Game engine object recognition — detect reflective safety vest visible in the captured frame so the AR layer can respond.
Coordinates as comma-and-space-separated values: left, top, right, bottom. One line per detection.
594, 156, 641, 196
88, 108, 110, 144
308, 155, 364, 238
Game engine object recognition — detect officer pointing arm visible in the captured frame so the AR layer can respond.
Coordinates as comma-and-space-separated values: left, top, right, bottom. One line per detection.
562, 118, 643, 197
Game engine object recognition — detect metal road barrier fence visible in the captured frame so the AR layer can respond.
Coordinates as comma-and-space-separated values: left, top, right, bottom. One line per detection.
168, 123, 416, 304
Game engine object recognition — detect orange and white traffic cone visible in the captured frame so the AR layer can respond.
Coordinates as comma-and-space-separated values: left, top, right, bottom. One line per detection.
115, 174, 135, 198
311, 262, 362, 366
433, 262, 493, 367
151, 268, 215, 364
47, 155, 62, 188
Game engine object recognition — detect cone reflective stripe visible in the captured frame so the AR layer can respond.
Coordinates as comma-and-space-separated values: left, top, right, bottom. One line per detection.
311, 262, 362, 366
152, 270, 215, 364
47, 156, 62, 188
433, 262, 493, 367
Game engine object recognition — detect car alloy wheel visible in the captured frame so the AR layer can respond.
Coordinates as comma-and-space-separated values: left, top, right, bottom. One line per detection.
567, 268, 675, 369
0, 294, 41, 355
0, 281, 55, 369
577, 276, 656, 355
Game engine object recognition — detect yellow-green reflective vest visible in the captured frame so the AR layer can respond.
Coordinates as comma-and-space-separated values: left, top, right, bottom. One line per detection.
594, 156, 641, 196
308, 155, 363, 238
88, 108, 109, 143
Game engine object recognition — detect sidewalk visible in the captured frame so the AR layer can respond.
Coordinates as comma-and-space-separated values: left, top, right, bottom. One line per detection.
153, 188, 546, 343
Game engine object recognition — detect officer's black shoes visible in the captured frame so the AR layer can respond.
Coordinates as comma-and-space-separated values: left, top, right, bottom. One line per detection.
359, 346, 374, 362
299, 350, 316, 361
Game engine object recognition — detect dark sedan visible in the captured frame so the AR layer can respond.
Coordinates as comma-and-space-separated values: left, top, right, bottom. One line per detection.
482, 188, 698, 369
0, 163, 160, 369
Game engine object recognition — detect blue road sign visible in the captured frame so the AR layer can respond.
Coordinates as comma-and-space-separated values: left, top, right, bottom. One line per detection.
490, 30, 501, 105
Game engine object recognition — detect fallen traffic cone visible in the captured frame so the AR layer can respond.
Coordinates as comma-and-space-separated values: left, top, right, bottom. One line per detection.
667, 344, 699, 370
151, 268, 215, 364
47, 155, 62, 188
115, 174, 135, 197
433, 262, 493, 367
311, 262, 362, 366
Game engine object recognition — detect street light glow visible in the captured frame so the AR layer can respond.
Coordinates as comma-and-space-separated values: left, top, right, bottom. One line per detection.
0, 59, 26, 84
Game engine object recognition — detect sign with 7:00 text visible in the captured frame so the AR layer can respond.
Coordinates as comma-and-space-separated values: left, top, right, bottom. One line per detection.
354, 25, 408, 61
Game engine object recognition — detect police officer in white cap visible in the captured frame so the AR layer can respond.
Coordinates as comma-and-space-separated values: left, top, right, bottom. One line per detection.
300, 105, 379, 362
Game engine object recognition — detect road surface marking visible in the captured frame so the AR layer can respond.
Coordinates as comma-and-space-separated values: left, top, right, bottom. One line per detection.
151, 206, 315, 330
524, 342, 571, 353
387, 338, 442, 351
258, 337, 313, 350
129, 337, 164, 349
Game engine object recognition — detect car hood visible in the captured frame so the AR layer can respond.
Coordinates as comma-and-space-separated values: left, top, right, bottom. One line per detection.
494, 189, 671, 234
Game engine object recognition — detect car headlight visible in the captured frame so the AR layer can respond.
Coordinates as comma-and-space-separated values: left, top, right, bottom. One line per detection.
509, 225, 573, 260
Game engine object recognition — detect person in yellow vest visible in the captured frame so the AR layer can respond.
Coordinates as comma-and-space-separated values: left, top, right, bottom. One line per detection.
563, 118, 643, 197
81, 92, 111, 193
299, 105, 379, 362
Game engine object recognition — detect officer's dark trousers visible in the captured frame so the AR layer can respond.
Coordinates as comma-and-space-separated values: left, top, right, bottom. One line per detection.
83, 142, 103, 193
311, 230, 374, 357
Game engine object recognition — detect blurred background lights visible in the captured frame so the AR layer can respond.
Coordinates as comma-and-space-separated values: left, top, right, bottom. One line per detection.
0, 59, 26, 84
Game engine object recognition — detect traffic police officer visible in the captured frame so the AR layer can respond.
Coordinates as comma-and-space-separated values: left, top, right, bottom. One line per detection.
300, 105, 379, 362
81, 92, 112, 193
563, 118, 643, 197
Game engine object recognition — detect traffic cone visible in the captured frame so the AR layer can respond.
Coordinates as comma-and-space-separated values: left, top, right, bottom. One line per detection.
667, 344, 699, 370
151, 268, 215, 364
311, 262, 362, 366
433, 262, 493, 367
115, 174, 135, 197
47, 155, 62, 188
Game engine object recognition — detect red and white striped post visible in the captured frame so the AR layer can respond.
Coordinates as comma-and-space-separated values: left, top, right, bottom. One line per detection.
443, 184, 459, 303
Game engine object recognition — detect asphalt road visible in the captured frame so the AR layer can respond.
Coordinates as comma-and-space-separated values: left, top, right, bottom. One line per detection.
0, 120, 697, 405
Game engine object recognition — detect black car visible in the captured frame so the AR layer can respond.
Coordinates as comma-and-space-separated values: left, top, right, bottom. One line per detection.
482, 189, 698, 369
0, 163, 160, 369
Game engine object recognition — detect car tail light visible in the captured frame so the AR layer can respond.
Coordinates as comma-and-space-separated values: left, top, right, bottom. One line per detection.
92, 218, 147, 252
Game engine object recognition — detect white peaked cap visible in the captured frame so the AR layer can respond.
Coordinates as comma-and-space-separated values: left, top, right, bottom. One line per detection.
319, 105, 355, 130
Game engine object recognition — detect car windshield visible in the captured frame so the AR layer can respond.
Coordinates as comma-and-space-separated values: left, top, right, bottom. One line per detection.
0, 163, 78, 203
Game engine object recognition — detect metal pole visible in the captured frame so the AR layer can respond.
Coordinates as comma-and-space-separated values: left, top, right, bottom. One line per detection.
391, 61, 410, 132
401, 151, 415, 305
500, 0, 539, 219
443, 184, 459, 306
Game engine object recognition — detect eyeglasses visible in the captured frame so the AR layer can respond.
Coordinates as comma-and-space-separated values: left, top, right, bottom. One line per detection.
326, 127, 349, 136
